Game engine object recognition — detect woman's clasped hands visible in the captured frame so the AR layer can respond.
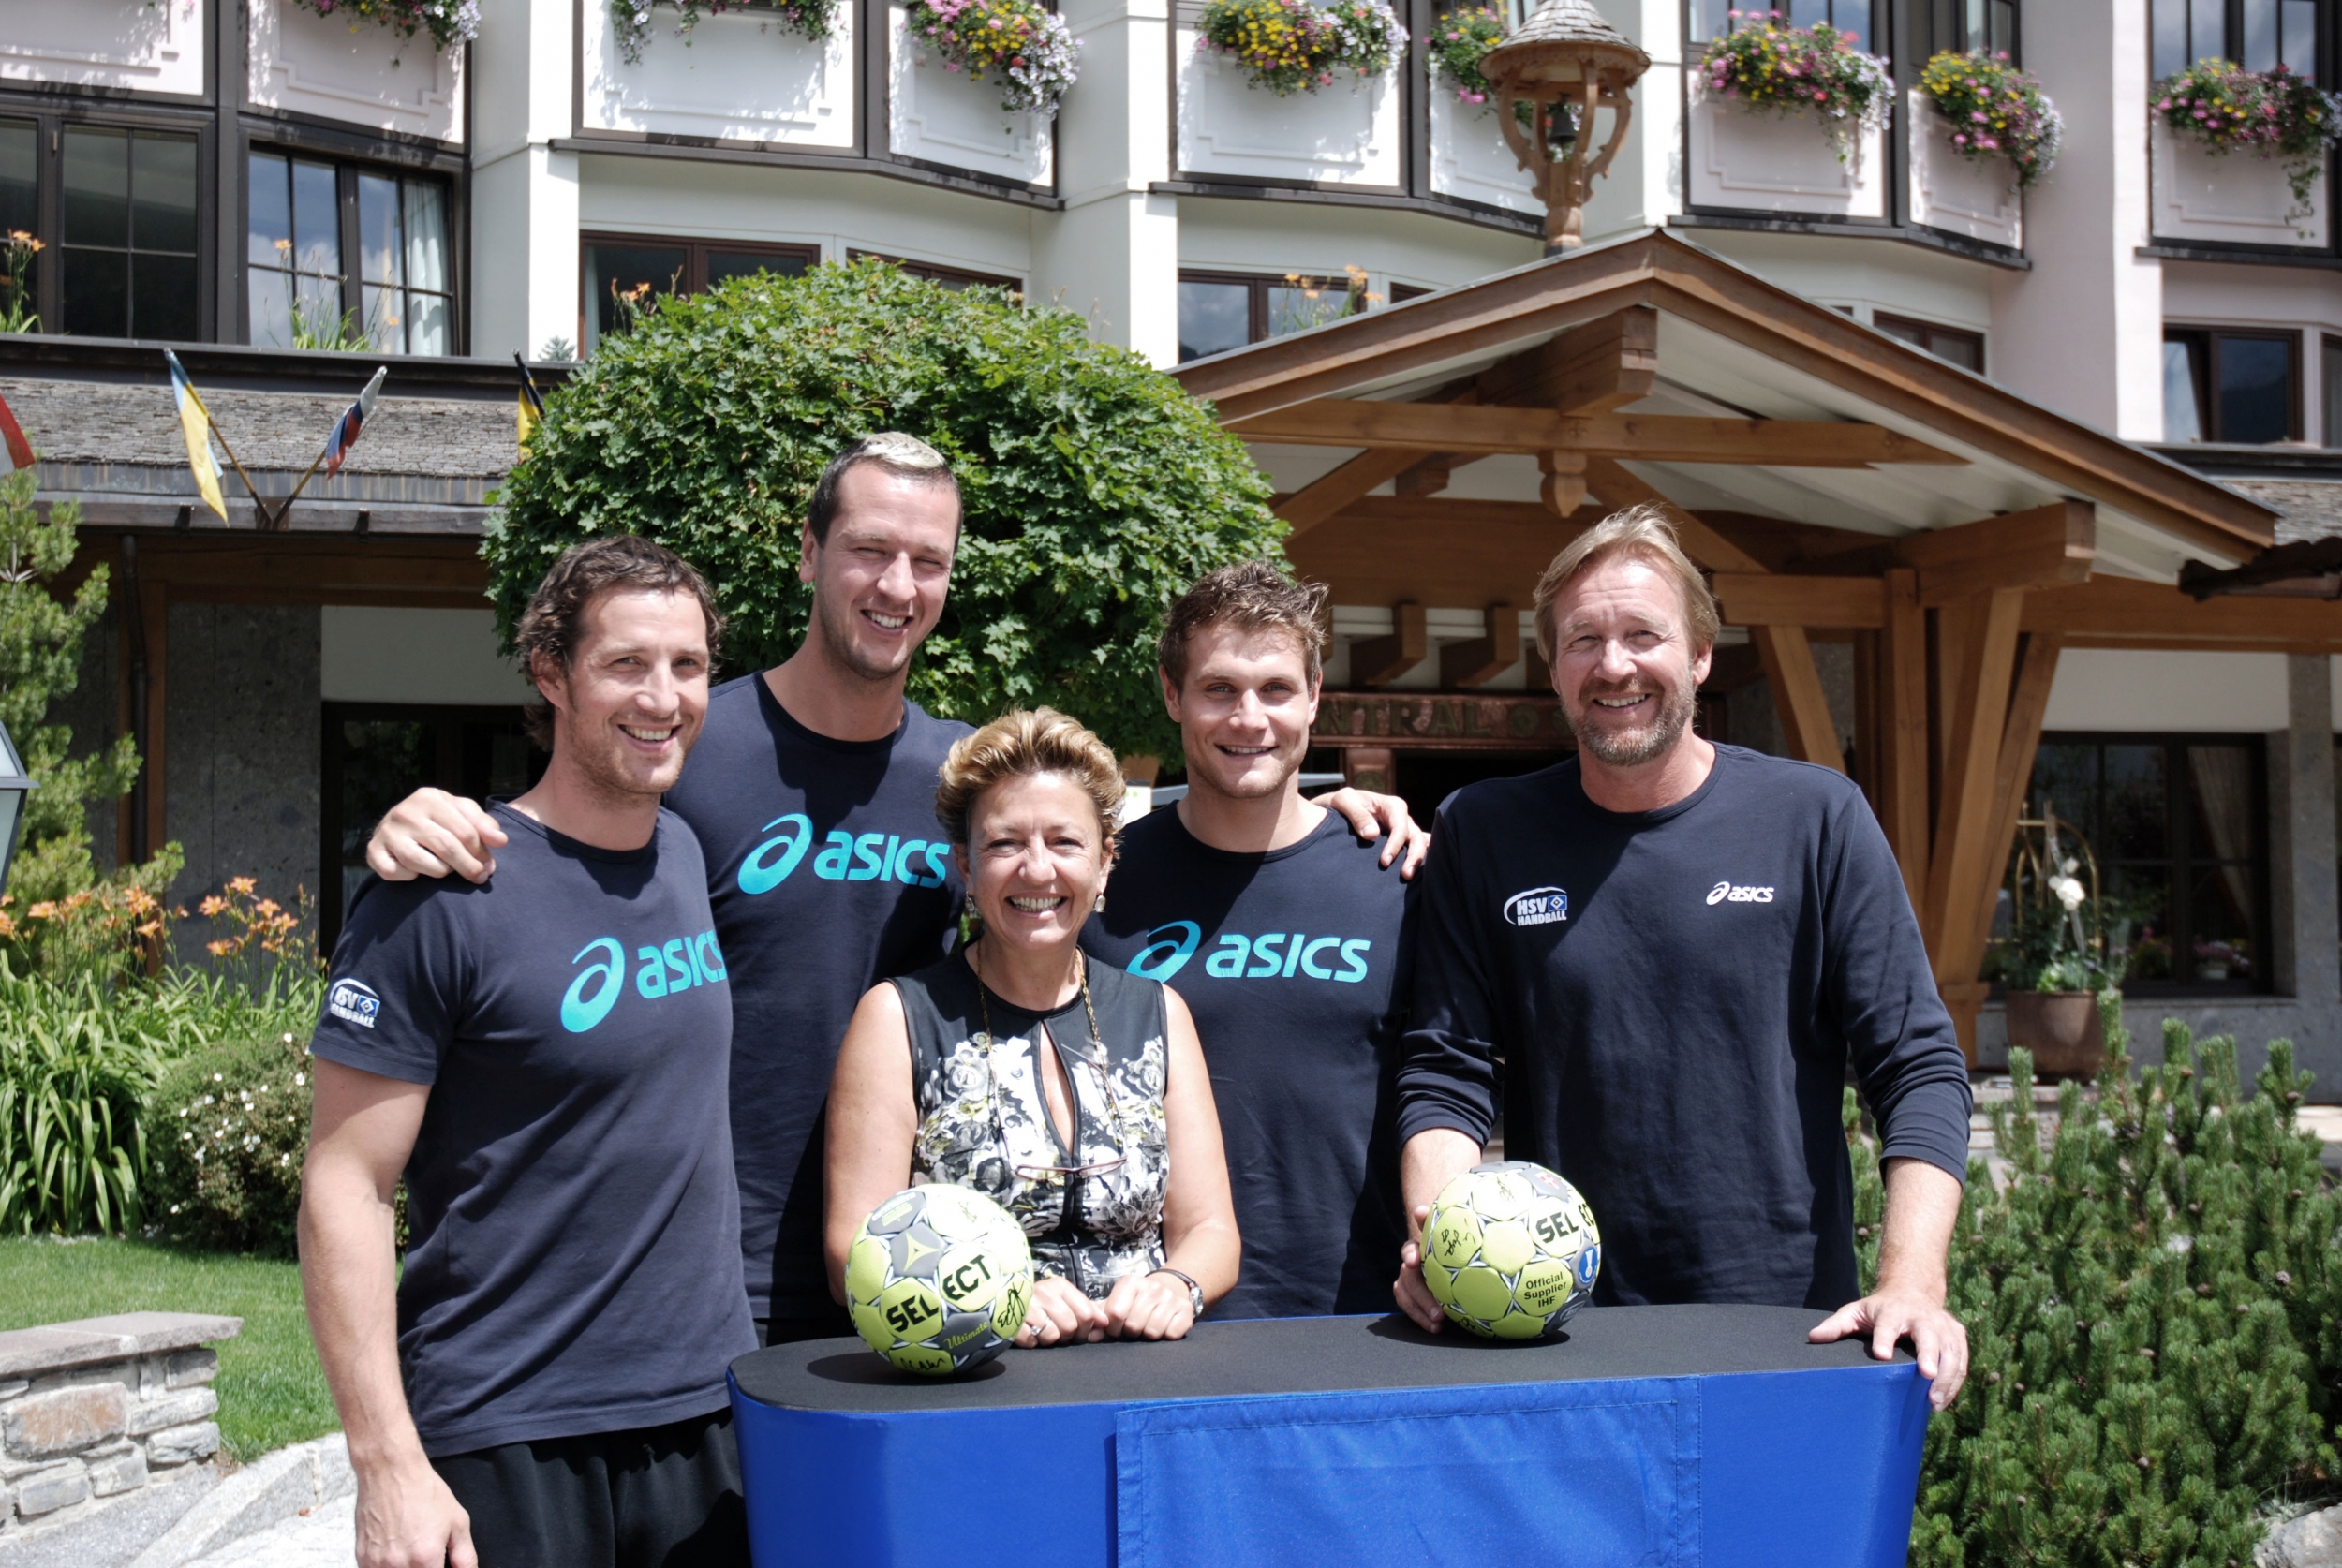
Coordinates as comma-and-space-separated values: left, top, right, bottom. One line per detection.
1014, 1271, 1196, 1347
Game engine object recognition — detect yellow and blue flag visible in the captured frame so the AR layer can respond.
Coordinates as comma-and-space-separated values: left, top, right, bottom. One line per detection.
164, 349, 227, 521
515, 353, 545, 454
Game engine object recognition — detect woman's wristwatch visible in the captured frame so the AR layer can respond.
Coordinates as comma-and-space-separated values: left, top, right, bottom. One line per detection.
1151, 1267, 1204, 1320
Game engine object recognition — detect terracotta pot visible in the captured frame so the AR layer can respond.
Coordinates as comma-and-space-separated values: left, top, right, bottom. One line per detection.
2005, 990, 2104, 1080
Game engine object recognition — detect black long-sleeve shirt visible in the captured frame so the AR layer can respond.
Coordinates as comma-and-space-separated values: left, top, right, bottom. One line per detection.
1395, 745, 1973, 1311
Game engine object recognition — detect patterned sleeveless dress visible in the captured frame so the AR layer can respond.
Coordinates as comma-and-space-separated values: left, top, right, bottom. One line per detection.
891, 952, 1171, 1300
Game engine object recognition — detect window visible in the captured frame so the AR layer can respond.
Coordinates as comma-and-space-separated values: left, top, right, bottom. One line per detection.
320, 703, 544, 951
583, 234, 820, 352
0, 120, 34, 328
1688, 0, 1877, 52
2164, 327, 2300, 443
1930, 0, 2017, 54
248, 152, 454, 354
2155, 0, 2319, 79
2325, 333, 2342, 446
2023, 735, 2266, 993
1176, 270, 1373, 362
62, 127, 198, 341
849, 251, 1022, 293
1875, 312, 1985, 373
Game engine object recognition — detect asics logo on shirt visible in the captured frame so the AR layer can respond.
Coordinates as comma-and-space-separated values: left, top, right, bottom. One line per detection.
734, 813, 950, 895
1707, 881, 1776, 905
1124, 921, 1374, 984
561, 931, 729, 1033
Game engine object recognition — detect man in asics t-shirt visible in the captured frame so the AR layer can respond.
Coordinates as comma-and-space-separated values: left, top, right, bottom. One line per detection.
366, 435, 1425, 1342
1085, 561, 1414, 1320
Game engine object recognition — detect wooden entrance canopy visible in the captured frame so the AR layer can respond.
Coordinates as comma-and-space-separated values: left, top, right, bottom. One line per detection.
1172, 228, 2312, 1060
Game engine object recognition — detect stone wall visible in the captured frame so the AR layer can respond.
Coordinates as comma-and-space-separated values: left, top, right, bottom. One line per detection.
0, 1313, 239, 1535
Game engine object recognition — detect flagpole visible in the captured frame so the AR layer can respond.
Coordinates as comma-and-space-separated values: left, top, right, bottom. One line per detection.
200, 418, 286, 533
269, 449, 331, 534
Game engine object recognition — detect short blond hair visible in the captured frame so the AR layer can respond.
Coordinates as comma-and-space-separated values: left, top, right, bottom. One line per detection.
935, 707, 1124, 853
1532, 503, 1721, 663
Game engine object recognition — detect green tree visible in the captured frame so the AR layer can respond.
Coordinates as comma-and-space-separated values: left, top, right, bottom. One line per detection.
0, 466, 174, 972
484, 259, 1285, 760
1846, 1012, 2339, 1568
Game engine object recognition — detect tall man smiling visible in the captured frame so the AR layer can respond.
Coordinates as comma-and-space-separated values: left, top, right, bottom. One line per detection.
365, 435, 1424, 1342
1392, 507, 1976, 1409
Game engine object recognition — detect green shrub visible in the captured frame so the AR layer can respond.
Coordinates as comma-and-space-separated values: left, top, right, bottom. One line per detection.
0, 964, 179, 1234
485, 258, 1285, 762
145, 1028, 312, 1258
1848, 1017, 2339, 1567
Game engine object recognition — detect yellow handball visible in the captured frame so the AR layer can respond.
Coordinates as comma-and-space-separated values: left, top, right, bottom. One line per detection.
848, 1184, 1033, 1376
1419, 1161, 1600, 1340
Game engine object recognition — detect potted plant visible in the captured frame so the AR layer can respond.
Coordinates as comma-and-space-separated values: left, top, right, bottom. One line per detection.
1997, 809, 2125, 1080
292, 0, 480, 48
1196, 0, 1406, 97
903, 0, 1082, 115
1695, 10, 1892, 164
2156, 58, 2342, 220
1429, 7, 1504, 107
1918, 50, 2061, 188
611, 0, 841, 66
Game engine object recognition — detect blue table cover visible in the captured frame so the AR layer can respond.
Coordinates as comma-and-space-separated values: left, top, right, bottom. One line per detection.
729, 1306, 1930, 1568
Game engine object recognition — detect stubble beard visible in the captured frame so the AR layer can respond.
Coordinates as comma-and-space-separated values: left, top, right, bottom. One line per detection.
1571, 681, 1697, 769
813, 587, 918, 687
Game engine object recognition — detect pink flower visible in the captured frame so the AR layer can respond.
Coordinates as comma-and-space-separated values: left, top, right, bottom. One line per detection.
946, 59, 960, 68
1972, 109, 1986, 121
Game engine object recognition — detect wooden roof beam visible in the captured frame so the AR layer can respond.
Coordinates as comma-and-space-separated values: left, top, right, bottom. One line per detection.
1896, 499, 2094, 605
1232, 401, 1966, 466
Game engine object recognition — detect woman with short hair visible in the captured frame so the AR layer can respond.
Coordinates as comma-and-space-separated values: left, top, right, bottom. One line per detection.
824, 707, 1240, 1346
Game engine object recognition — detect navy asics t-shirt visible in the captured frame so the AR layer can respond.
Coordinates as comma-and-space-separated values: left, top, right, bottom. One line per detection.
310, 804, 754, 1457
1395, 745, 1974, 1312
660, 674, 970, 1319
1085, 806, 1414, 1319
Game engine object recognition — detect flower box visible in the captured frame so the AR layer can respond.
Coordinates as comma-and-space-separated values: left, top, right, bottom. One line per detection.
889, 3, 1053, 187
1685, 92, 1883, 219
249, 0, 466, 144
1176, 34, 1400, 185
584, 0, 854, 147
1905, 89, 2020, 248
1428, 91, 1539, 214
2150, 122, 2328, 248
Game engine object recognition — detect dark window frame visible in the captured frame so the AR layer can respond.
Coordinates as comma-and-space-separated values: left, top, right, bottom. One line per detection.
846, 249, 1023, 291
319, 701, 544, 953
2153, 0, 2324, 81
580, 231, 823, 349
1685, 0, 1886, 53
2023, 731, 2272, 998
0, 104, 215, 342
2323, 330, 2342, 445
2164, 324, 2304, 442
1926, 0, 2020, 56
1174, 267, 1375, 362
1874, 310, 1986, 372
245, 148, 457, 355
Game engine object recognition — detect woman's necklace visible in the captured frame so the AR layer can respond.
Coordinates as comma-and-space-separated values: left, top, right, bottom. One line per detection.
971, 936, 1104, 1061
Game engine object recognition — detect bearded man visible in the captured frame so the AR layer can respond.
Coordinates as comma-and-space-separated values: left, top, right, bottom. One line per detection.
1390, 506, 1976, 1411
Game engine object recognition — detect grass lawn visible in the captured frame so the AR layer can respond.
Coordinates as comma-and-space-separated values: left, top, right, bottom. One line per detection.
0, 1235, 334, 1461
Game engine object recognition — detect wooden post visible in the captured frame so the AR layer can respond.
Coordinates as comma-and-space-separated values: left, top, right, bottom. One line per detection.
1353, 603, 1428, 686
1442, 604, 1521, 689
1751, 626, 1845, 772
1878, 567, 1930, 904
1921, 587, 2027, 1064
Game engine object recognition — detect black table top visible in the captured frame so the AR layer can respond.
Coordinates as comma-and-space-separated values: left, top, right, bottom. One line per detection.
730, 1306, 1902, 1414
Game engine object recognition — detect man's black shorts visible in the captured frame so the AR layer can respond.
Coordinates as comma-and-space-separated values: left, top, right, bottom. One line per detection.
433, 1408, 747, 1568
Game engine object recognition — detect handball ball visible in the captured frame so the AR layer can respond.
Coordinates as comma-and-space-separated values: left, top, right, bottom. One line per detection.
1420, 1161, 1601, 1340
848, 1184, 1033, 1376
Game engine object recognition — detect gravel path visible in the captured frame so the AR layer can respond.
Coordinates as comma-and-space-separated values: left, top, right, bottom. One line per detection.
180, 1494, 354, 1568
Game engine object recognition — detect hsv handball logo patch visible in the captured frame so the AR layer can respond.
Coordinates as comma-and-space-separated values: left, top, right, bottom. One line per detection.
1503, 887, 1569, 927
328, 980, 381, 1028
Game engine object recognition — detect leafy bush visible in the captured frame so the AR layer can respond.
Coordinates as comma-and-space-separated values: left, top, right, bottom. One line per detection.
906, 0, 1082, 115
2157, 60, 2342, 210
1919, 51, 2062, 188
145, 1030, 312, 1258
485, 259, 1283, 762
1429, 7, 1505, 105
0, 965, 178, 1235
1696, 12, 1893, 162
1846, 1017, 2339, 1566
1196, 0, 1406, 96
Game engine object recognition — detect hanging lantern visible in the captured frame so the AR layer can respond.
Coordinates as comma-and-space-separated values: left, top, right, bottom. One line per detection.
0, 720, 37, 900
1477, 0, 1650, 252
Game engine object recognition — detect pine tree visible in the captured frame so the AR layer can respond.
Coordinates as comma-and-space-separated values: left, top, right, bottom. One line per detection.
1849, 1005, 2340, 1568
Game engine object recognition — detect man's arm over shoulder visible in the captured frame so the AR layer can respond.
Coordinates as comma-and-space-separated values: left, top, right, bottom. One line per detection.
1818, 787, 1972, 1182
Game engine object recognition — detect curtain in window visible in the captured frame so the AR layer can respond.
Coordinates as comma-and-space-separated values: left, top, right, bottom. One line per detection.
2186, 746, 2254, 919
